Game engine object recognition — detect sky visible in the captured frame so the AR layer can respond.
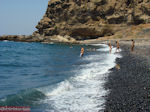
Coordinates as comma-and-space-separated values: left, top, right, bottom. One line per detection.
0, 0, 50, 35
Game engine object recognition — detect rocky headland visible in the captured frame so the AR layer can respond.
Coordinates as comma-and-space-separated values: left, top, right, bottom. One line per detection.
33, 0, 150, 40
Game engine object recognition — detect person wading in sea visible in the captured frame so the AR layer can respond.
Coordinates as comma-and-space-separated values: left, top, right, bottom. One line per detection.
80, 47, 84, 57
131, 39, 135, 52
116, 41, 120, 52
108, 42, 112, 53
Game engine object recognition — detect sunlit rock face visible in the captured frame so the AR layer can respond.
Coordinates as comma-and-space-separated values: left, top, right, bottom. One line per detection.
33, 0, 150, 40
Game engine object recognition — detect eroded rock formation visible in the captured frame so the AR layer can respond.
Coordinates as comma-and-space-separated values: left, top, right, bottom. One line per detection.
33, 0, 150, 40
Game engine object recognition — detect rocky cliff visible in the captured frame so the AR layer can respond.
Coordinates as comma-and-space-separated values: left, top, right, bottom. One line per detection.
33, 0, 150, 40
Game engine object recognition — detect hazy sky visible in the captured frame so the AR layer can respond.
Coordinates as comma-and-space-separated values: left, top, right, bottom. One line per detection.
0, 0, 50, 35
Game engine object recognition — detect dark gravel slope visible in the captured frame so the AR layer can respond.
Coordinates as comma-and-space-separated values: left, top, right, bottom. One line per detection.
104, 46, 150, 112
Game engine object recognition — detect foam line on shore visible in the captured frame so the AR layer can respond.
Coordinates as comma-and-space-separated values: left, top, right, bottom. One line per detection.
37, 44, 122, 111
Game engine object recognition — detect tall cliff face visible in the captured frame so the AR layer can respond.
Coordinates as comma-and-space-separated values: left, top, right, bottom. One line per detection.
33, 0, 150, 40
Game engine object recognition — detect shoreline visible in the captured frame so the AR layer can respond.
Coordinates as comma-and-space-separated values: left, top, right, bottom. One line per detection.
103, 43, 150, 111
1, 35, 150, 111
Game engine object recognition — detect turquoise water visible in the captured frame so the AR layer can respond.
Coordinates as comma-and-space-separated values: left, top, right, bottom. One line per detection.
0, 41, 120, 112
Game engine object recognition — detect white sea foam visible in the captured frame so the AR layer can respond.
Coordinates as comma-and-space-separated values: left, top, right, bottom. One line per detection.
38, 44, 122, 112
2, 40, 9, 42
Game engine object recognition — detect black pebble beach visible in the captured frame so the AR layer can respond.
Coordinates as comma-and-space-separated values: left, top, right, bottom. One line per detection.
103, 45, 150, 112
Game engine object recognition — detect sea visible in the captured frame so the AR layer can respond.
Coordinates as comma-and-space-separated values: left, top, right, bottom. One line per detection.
0, 41, 121, 112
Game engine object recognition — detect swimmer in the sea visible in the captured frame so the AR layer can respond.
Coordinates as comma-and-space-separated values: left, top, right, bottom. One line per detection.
108, 42, 112, 53
131, 39, 135, 52
116, 41, 120, 52
80, 47, 84, 57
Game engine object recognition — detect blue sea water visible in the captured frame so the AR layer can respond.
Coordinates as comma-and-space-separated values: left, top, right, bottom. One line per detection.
0, 41, 121, 112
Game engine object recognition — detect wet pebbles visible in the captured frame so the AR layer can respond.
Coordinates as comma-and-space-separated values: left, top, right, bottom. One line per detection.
104, 46, 150, 112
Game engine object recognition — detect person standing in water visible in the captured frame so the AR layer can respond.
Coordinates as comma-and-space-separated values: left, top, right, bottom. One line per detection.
116, 41, 120, 52
80, 47, 84, 57
131, 39, 135, 52
108, 42, 112, 53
